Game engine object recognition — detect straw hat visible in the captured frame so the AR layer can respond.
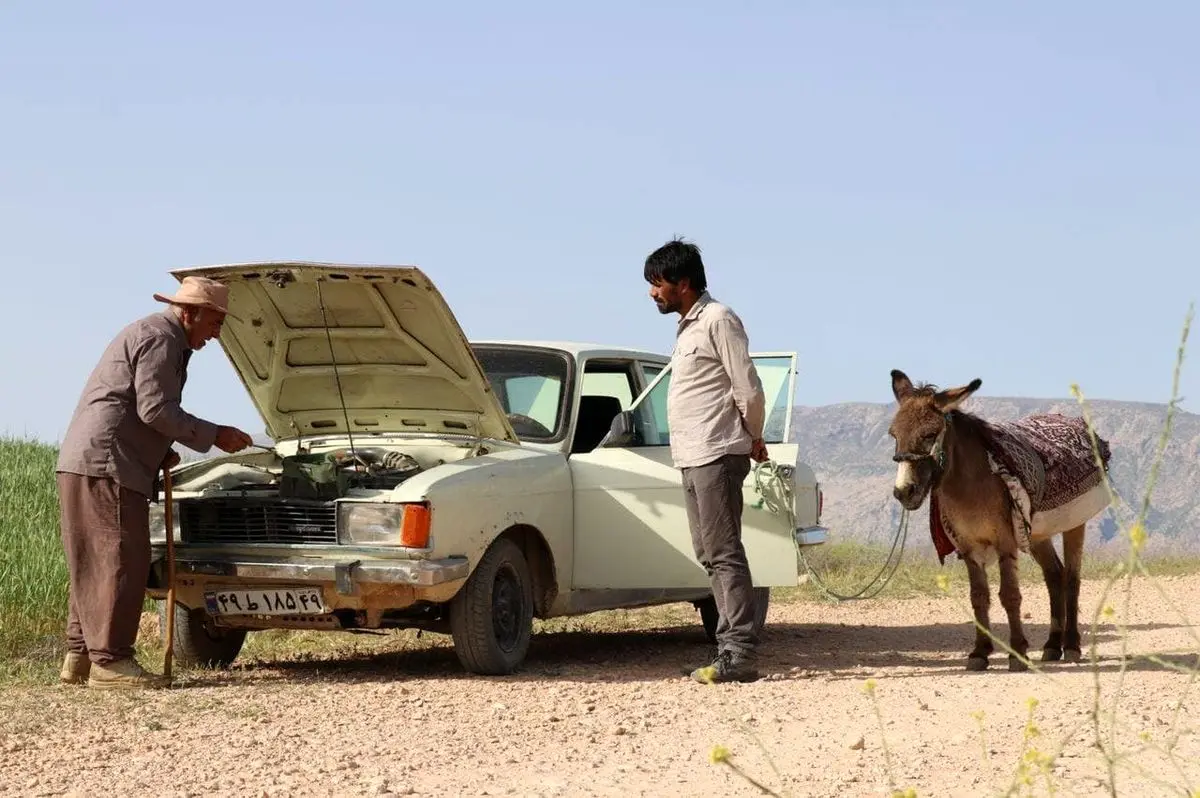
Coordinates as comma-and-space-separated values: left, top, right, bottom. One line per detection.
153, 276, 239, 320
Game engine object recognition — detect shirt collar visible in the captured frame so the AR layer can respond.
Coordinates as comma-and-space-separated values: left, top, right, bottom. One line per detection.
677, 291, 712, 333
156, 309, 193, 359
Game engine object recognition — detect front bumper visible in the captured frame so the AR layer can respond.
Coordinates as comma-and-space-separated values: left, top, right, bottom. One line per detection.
148, 550, 469, 596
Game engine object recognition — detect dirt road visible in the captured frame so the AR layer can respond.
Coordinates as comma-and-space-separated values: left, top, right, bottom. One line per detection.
2, 572, 1198, 797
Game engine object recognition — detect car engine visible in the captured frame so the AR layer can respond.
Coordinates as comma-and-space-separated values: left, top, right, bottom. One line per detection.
276, 446, 425, 499
174, 447, 430, 547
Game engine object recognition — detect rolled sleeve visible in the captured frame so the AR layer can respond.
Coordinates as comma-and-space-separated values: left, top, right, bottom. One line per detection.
710, 317, 766, 440
132, 335, 219, 452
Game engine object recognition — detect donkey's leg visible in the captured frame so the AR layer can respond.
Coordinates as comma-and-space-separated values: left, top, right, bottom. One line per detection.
998, 553, 1030, 671
1028, 539, 1065, 661
964, 558, 993, 671
1062, 525, 1086, 662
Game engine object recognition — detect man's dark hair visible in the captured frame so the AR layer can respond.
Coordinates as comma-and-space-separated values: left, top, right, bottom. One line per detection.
643, 237, 707, 294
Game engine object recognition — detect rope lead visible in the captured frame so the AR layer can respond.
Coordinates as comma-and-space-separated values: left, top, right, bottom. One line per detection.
753, 460, 910, 602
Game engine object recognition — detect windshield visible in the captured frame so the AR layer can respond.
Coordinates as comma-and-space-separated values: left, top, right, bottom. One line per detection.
470, 345, 572, 442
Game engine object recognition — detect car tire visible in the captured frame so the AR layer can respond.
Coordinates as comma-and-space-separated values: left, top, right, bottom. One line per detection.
696, 587, 771, 644
157, 601, 247, 668
697, 597, 719, 644
448, 537, 535, 675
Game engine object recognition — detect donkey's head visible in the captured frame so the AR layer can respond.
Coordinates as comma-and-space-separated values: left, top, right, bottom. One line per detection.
887, 369, 982, 510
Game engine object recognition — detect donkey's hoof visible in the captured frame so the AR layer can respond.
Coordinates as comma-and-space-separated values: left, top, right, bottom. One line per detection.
1008, 655, 1030, 672
966, 656, 989, 671
1063, 649, 1082, 664
1041, 648, 1063, 662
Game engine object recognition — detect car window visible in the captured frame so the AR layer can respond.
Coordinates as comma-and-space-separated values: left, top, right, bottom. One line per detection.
628, 354, 794, 446
631, 369, 672, 446
504, 375, 563, 427
754, 355, 795, 443
471, 346, 571, 441
581, 369, 636, 409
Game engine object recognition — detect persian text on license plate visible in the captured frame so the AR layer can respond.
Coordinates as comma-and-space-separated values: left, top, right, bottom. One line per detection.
204, 587, 326, 616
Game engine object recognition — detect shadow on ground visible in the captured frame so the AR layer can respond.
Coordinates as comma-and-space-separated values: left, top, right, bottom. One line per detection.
172, 618, 1198, 690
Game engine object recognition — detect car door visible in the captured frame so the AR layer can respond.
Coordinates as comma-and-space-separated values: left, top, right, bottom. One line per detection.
568, 352, 800, 589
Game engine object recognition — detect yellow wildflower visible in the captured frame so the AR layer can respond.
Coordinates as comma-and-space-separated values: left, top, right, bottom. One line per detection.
709, 745, 731, 764
1129, 521, 1147, 553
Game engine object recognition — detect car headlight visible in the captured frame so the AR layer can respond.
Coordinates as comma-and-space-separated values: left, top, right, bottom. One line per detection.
149, 501, 180, 543
338, 503, 431, 547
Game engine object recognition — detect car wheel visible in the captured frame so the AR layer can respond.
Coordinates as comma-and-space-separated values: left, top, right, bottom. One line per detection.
157, 601, 247, 668
449, 537, 535, 675
696, 587, 771, 644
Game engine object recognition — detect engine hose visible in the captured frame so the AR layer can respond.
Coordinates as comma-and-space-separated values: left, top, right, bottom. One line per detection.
752, 460, 910, 602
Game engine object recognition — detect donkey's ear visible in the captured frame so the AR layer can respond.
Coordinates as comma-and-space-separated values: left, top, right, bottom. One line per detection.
891, 369, 914, 402
933, 378, 982, 412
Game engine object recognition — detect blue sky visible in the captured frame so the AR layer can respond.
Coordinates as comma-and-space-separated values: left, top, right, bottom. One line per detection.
2, 2, 1196, 445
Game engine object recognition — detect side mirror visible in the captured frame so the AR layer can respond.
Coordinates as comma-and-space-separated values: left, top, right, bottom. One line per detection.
599, 410, 639, 448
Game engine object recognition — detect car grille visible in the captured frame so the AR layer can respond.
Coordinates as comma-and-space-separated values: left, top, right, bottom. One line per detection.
179, 498, 338, 545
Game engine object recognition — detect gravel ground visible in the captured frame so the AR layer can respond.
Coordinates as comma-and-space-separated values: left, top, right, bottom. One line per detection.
2, 572, 1198, 797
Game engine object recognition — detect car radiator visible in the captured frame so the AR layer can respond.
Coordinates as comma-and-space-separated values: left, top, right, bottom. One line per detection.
178, 497, 339, 546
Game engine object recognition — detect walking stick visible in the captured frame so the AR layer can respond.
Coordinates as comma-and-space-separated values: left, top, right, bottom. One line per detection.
162, 463, 176, 684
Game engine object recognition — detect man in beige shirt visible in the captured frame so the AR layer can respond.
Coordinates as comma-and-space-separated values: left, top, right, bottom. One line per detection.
55, 276, 253, 689
644, 237, 767, 684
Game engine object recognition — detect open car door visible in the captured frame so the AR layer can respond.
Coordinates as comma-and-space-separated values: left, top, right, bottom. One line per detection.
568, 353, 801, 589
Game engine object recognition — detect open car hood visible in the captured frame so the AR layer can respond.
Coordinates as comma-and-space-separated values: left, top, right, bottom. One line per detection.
169, 262, 518, 444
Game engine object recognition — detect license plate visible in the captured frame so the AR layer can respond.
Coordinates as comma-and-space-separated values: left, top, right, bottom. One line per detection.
204, 587, 326, 616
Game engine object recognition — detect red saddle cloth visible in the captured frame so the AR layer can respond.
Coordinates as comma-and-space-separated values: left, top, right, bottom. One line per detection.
929, 493, 958, 565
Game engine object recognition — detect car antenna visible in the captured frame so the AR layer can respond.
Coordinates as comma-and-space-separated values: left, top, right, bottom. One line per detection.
315, 276, 362, 473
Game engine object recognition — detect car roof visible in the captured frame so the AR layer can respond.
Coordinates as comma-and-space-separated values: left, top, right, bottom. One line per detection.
470, 339, 670, 363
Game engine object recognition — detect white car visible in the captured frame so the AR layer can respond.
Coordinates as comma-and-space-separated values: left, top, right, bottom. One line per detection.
147, 262, 828, 675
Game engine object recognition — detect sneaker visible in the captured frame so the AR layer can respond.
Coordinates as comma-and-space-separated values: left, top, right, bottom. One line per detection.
59, 652, 91, 685
689, 650, 759, 684
87, 658, 170, 691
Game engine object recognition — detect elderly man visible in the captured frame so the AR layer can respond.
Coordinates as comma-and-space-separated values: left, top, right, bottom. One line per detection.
55, 276, 254, 689
644, 238, 768, 684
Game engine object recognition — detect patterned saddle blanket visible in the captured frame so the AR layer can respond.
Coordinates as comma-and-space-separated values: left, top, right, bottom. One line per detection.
930, 413, 1112, 563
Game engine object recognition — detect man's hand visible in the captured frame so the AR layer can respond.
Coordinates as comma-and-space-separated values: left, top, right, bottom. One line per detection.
750, 437, 769, 463
161, 449, 181, 471
214, 425, 254, 453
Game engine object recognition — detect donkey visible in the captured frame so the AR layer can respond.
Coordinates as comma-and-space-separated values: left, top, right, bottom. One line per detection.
887, 369, 1112, 671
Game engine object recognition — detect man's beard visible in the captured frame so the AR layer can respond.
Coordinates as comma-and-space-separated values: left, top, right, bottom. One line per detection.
654, 298, 677, 314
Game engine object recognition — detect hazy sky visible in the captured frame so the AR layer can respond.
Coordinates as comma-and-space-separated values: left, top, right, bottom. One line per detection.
2, 2, 1196, 445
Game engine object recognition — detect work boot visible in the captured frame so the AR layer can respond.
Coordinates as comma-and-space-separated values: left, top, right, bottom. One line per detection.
87, 658, 170, 691
59, 652, 90, 685
689, 650, 759, 684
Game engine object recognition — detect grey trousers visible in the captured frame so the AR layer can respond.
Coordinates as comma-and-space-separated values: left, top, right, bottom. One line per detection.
681, 453, 757, 657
